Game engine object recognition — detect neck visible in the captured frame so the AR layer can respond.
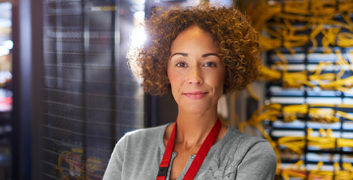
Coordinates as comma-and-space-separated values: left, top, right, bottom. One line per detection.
174, 106, 218, 150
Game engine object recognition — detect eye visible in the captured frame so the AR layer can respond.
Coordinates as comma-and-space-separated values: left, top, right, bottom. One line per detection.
176, 62, 188, 67
204, 62, 217, 67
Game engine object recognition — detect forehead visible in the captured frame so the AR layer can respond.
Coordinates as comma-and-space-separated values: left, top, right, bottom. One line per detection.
170, 25, 218, 54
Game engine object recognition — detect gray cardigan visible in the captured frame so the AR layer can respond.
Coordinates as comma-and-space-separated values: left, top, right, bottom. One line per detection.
103, 124, 277, 180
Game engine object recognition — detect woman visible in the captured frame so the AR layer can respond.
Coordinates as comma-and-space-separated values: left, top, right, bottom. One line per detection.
103, 5, 277, 180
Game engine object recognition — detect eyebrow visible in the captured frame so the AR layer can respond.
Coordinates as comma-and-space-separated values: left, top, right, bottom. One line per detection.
170, 53, 219, 58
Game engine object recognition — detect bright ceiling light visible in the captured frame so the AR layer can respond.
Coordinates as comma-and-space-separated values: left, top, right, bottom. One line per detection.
131, 0, 145, 4
130, 27, 146, 48
134, 11, 145, 22
0, 46, 9, 56
4, 40, 13, 50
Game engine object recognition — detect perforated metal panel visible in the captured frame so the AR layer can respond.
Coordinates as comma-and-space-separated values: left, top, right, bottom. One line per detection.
41, 0, 144, 179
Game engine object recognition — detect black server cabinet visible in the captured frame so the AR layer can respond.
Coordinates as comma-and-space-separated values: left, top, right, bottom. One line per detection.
13, 0, 144, 179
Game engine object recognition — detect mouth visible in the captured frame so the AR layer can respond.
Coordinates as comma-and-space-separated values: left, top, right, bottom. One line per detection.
183, 91, 208, 100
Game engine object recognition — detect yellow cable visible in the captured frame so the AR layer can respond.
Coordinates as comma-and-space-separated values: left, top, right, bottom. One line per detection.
246, 84, 260, 101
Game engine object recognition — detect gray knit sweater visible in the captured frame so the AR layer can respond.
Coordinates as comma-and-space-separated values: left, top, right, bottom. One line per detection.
103, 124, 277, 180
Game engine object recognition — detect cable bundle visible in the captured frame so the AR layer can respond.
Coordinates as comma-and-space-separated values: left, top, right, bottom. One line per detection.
238, 103, 353, 177
278, 128, 353, 155
257, 50, 353, 93
243, 1, 353, 178
249, 0, 353, 54
281, 160, 353, 180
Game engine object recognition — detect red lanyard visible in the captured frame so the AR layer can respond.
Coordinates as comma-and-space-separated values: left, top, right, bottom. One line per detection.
156, 118, 222, 180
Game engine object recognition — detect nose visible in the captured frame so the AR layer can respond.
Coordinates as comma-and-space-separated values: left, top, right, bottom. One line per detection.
188, 66, 203, 85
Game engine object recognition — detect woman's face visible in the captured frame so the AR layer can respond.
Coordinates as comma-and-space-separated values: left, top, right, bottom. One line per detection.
167, 25, 226, 115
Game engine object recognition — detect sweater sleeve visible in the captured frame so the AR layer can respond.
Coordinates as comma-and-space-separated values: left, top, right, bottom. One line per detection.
235, 141, 277, 180
102, 135, 127, 180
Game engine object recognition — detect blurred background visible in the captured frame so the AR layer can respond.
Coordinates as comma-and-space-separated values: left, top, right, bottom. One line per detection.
1, 0, 353, 179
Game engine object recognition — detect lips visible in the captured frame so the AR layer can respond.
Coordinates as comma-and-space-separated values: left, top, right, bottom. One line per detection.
183, 91, 208, 100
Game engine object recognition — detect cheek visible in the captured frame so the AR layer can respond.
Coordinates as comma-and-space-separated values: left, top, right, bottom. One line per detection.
167, 68, 183, 90
211, 70, 226, 91
167, 69, 176, 85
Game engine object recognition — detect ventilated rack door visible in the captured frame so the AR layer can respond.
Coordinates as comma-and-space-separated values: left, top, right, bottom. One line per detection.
41, 0, 144, 179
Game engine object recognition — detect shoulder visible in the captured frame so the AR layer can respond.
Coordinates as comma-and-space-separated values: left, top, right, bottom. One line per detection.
122, 124, 169, 145
110, 124, 169, 163
125, 124, 168, 138
113, 124, 171, 154
222, 127, 277, 179
104, 125, 169, 180
221, 127, 276, 164
225, 127, 270, 149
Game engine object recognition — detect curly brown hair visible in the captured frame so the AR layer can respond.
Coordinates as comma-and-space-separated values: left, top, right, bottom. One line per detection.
127, 5, 261, 96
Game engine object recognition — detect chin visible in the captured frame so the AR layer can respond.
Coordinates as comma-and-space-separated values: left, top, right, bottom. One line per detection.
181, 103, 213, 115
